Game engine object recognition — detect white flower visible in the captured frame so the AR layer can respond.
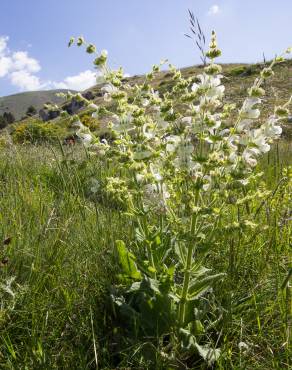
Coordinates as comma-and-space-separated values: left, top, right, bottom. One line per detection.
151, 89, 160, 99
238, 179, 249, 186
143, 182, 170, 211
261, 116, 282, 138
101, 83, 118, 102
248, 129, 270, 153
111, 114, 133, 133
90, 139, 109, 156
202, 175, 212, 191
72, 119, 84, 129
142, 124, 155, 139
241, 98, 261, 119
173, 140, 195, 170
133, 149, 152, 160
181, 116, 193, 128
142, 98, 150, 107
238, 342, 249, 351
242, 149, 258, 167
199, 96, 221, 111
191, 82, 199, 92
192, 73, 225, 98
150, 164, 163, 182
229, 151, 238, 163
136, 173, 145, 183
101, 49, 108, 57
90, 178, 100, 193
237, 119, 253, 132
78, 132, 93, 147
74, 119, 94, 147
88, 103, 99, 110
165, 135, 181, 152
89, 103, 99, 118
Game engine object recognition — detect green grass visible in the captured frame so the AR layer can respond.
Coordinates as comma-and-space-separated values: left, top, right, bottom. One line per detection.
0, 142, 291, 369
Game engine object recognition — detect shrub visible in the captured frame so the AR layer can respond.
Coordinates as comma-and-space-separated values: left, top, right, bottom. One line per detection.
11, 119, 67, 144
229, 65, 259, 77
25, 105, 37, 117
79, 113, 100, 131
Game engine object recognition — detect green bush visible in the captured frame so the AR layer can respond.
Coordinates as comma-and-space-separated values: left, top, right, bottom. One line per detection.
229, 65, 259, 77
11, 119, 67, 144
79, 113, 100, 131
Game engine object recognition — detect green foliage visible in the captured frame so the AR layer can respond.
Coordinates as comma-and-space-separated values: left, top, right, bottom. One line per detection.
0, 111, 15, 129
11, 119, 67, 144
25, 105, 37, 117
0, 143, 290, 368
79, 112, 100, 131
228, 64, 259, 77
0, 27, 290, 370
65, 33, 292, 368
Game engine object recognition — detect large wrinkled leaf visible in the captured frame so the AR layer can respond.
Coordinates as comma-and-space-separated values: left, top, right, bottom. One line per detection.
190, 263, 211, 276
116, 240, 141, 280
179, 328, 221, 364
188, 273, 225, 300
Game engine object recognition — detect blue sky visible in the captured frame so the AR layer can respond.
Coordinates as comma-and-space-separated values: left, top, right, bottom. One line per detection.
0, 0, 291, 96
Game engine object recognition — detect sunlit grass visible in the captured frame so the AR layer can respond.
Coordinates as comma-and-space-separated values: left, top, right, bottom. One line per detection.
0, 142, 291, 369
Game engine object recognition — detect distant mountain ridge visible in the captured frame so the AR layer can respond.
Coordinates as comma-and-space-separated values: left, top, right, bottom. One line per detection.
0, 89, 76, 120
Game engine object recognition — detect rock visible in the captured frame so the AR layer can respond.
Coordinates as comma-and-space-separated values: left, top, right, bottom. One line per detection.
39, 108, 60, 121
63, 97, 85, 115
82, 91, 95, 100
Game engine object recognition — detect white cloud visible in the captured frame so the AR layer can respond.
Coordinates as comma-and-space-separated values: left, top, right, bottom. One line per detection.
0, 36, 9, 55
12, 51, 41, 73
0, 35, 42, 90
10, 70, 42, 91
208, 4, 220, 16
52, 70, 97, 91
0, 35, 97, 92
0, 56, 12, 77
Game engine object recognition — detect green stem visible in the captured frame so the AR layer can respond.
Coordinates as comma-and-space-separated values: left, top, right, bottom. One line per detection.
178, 189, 199, 326
141, 215, 157, 280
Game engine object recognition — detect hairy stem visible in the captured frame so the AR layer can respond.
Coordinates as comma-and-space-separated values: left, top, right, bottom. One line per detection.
178, 189, 199, 326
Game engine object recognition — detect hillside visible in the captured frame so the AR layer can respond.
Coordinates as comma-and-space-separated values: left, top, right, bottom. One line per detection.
77, 59, 292, 136
0, 89, 76, 120
2, 59, 292, 141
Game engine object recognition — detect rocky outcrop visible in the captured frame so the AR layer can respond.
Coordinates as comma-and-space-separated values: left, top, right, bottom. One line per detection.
39, 108, 60, 121
63, 97, 85, 115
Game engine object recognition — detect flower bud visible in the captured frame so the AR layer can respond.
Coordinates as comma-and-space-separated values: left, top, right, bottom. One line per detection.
77, 36, 85, 46
94, 51, 108, 66
68, 37, 75, 47
260, 67, 274, 79
206, 48, 222, 59
274, 106, 289, 117
152, 65, 160, 73
248, 86, 265, 97
204, 64, 222, 75
275, 56, 285, 63
206, 31, 222, 59
86, 44, 96, 54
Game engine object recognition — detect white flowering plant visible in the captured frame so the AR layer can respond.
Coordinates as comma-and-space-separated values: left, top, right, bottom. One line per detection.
67, 33, 291, 366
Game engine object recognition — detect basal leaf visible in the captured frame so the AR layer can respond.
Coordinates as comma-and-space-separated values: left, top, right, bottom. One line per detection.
116, 240, 141, 280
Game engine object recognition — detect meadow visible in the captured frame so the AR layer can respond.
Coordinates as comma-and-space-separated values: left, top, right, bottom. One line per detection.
0, 33, 291, 369
0, 140, 290, 369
